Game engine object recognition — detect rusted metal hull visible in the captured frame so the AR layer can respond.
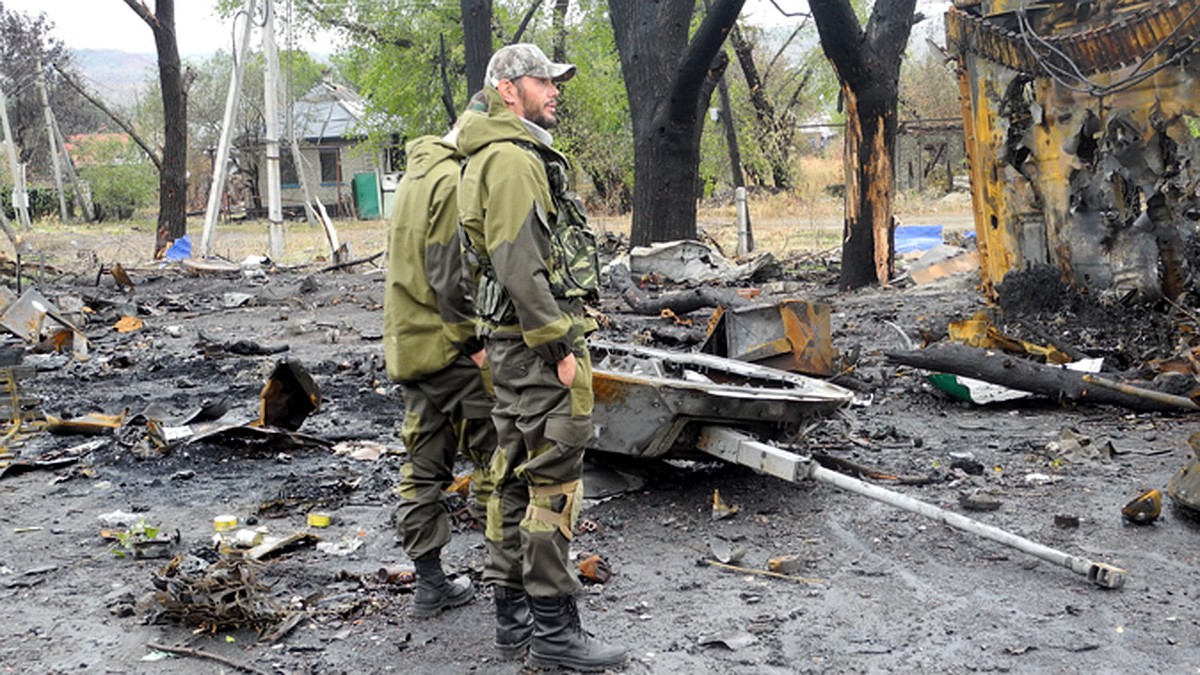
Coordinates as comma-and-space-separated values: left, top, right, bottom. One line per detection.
947, 0, 1200, 298
589, 339, 852, 458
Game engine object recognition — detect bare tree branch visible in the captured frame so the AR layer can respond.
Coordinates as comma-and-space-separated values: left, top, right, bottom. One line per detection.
768, 0, 810, 18
764, 20, 807, 86
51, 62, 162, 171
438, 34, 456, 127
668, 0, 744, 123
512, 0, 544, 43
122, 0, 159, 29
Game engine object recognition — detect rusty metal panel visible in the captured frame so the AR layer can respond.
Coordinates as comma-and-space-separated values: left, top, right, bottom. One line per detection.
699, 300, 836, 376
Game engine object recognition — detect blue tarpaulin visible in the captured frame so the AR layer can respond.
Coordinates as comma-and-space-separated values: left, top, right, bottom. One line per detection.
165, 234, 192, 260
894, 225, 943, 254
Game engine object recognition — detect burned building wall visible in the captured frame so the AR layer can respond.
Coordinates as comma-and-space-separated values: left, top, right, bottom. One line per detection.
947, 0, 1200, 299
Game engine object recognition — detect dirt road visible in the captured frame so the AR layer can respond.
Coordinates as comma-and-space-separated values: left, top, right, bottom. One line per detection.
1, 258, 1198, 673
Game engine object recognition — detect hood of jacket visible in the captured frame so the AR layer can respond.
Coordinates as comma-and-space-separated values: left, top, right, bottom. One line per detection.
404, 135, 458, 180
456, 87, 561, 160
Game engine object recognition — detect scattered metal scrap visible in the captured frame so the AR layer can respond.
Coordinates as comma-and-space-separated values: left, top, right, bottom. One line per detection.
1167, 441, 1200, 514
141, 360, 326, 453
0, 288, 89, 357
44, 410, 126, 435
259, 360, 321, 431
591, 342, 1127, 588
0, 365, 42, 453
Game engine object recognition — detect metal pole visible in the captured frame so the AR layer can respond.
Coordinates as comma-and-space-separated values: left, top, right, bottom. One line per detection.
696, 426, 1128, 589
200, 0, 258, 258
262, 0, 285, 260
735, 186, 752, 256
35, 60, 68, 222
0, 86, 31, 230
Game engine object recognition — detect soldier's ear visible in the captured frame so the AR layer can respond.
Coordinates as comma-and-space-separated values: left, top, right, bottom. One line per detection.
497, 79, 520, 106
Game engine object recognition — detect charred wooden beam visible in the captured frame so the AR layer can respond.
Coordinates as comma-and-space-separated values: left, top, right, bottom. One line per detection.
886, 343, 1194, 412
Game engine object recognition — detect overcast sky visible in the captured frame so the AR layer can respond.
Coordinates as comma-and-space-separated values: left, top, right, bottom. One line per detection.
4, 1, 949, 56
2, 0, 323, 56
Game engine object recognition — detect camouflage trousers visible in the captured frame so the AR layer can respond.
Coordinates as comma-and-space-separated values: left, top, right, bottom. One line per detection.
394, 355, 497, 561
484, 332, 594, 597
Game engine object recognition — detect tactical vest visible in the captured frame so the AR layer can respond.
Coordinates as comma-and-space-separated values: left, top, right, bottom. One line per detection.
465, 141, 600, 325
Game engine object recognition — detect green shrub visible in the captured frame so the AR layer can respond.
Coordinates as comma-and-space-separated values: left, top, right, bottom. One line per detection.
70, 134, 158, 221
81, 162, 158, 220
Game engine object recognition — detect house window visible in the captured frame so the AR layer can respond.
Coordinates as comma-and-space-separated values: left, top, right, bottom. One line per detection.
279, 153, 299, 186
320, 148, 340, 184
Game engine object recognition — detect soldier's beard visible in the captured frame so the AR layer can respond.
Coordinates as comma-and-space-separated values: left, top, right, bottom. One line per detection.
515, 81, 558, 130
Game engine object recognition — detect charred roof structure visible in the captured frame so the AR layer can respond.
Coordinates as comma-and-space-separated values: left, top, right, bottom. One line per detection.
947, 0, 1200, 300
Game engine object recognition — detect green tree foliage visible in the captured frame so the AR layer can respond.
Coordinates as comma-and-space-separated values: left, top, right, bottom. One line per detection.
303, 0, 635, 212
186, 48, 326, 152
73, 133, 158, 220
322, 1, 476, 138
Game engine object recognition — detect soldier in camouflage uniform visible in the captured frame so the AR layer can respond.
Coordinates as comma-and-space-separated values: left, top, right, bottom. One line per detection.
383, 104, 495, 619
457, 44, 626, 670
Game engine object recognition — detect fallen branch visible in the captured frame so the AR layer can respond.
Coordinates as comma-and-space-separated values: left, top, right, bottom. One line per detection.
886, 343, 1192, 412
320, 250, 383, 273
607, 263, 750, 315
145, 643, 270, 675
700, 559, 823, 584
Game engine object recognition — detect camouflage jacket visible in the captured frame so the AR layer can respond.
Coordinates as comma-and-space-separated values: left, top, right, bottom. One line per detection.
383, 135, 481, 383
457, 88, 598, 365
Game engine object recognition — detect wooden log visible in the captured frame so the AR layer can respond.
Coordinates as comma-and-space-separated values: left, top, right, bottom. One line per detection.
607, 262, 750, 315
885, 343, 1190, 413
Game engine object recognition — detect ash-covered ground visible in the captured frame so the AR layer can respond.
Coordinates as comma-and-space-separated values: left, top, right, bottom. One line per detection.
1, 257, 1198, 674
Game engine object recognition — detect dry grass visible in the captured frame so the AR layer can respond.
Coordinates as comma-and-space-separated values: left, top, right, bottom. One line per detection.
2, 216, 391, 273
2, 155, 973, 273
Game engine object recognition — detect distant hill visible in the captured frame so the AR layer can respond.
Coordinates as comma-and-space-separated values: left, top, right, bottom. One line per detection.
72, 49, 156, 110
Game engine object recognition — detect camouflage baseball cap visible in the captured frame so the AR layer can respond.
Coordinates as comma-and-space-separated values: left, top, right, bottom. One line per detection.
485, 43, 576, 87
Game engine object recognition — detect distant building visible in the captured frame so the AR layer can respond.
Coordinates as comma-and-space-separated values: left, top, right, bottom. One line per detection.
254, 81, 400, 219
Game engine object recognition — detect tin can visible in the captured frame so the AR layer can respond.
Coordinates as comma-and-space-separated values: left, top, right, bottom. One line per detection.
233, 528, 265, 548
307, 512, 331, 528
213, 514, 238, 532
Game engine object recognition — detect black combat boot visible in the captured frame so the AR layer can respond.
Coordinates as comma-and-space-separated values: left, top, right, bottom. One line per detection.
493, 585, 534, 657
412, 552, 474, 618
529, 595, 627, 671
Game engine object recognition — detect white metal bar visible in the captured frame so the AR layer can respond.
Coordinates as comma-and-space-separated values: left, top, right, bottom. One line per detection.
696, 426, 1127, 588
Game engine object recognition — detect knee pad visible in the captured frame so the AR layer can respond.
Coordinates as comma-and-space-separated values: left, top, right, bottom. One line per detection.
524, 479, 583, 540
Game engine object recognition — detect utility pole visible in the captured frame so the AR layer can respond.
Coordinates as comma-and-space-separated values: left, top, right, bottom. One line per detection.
262, 0, 284, 260
36, 60, 69, 223
0, 86, 32, 231
51, 117, 94, 222
200, 0, 257, 258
